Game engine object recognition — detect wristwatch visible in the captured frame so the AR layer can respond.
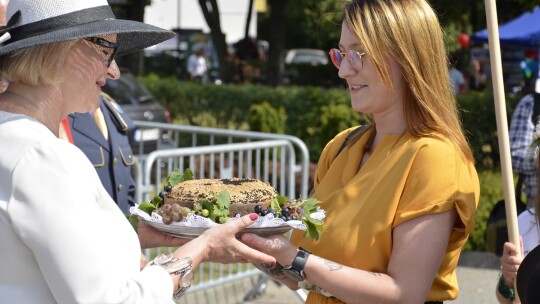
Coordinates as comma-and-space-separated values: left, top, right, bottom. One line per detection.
149, 252, 194, 299
497, 273, 515, 300
283, 247, 311, 281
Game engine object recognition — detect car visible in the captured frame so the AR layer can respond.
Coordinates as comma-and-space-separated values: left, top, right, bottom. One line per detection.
284, 48, 329, 65
282, 48, 331, 86
102, 69, 174, 154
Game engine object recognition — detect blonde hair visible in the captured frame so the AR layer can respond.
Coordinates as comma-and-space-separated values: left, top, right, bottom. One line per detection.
0, 41, 77, 86
343, 0, 474, 162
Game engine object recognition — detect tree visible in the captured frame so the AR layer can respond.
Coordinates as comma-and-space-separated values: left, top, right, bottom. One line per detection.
197, 0, 229, 82
265, 0, 288, 86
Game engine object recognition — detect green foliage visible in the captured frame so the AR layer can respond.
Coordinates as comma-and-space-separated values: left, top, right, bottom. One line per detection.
457, 91, 520, 170
464, 170, 511, 251
140, 76, 365, 161
141, 76, 522, 169
248, 101, 287, 134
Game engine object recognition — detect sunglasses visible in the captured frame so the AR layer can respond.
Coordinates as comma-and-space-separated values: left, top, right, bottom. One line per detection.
329, 48, 366, 70
85, 37, 118, 67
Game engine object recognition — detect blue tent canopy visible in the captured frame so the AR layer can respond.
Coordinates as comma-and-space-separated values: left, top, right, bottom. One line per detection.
471, 6, 540, 47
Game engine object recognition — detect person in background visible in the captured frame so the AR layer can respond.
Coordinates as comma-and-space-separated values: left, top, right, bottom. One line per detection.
241, 1, 479, 303
60, 89, 136, 214
509, 74, 540, 209
0, 1, 275, 303
187, 47, 208, 83
497, 113, 540, 303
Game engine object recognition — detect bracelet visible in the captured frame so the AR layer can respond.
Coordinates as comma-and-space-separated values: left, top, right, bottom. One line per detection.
148, 252, 194, 299
497, 273, 515, 300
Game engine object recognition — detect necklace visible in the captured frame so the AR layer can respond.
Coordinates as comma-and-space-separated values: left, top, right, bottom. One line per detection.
4, 90, 35, 104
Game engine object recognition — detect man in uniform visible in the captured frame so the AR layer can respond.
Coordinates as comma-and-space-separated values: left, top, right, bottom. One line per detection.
60, 91, 136, 214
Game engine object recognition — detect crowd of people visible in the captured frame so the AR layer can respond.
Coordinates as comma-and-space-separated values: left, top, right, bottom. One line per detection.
0, 0, 539, 303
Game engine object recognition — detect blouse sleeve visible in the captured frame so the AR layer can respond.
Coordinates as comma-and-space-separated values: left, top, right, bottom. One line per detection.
393, 138, 479, 236
9, 140, 173, 303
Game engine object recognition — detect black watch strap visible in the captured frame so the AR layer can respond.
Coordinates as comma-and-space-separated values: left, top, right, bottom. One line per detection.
291, 247, 311, 273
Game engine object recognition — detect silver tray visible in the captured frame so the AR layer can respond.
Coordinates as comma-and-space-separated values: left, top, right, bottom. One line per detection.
143, 218, 293, 239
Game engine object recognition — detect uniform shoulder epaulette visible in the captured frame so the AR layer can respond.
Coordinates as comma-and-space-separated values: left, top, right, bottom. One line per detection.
99, 92, 129, 132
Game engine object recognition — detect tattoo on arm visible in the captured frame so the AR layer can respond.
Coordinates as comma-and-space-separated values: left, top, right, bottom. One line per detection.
317, 257, 343, 271
368, 272, 382, 277
253, 263, 288, 280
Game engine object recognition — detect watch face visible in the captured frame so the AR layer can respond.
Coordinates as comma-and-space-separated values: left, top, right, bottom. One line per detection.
167, 258, 192, 273
284, 269, 304, 281
154, 252, 174, 265
181, 268, 194, 288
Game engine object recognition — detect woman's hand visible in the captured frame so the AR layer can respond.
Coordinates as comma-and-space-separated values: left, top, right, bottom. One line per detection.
172, 214, 277, 267
241, 233, 301, 289
240, 233, 299, 266
500, 240, 524, 287
137, 219, 191, 249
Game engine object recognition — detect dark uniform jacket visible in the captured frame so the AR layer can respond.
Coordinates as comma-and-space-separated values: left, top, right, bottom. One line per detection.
66, 94, 136, 214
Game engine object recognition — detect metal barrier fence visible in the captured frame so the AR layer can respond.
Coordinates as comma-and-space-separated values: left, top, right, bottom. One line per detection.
132, 121, 310, 303
132, 121, 310, 202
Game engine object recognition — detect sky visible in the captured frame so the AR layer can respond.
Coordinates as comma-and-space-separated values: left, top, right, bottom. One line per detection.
144, 0, 257, 44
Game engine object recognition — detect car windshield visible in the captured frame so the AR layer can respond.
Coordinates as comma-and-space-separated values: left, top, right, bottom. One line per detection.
292, 53, 327, 65
104, 73, 154, 105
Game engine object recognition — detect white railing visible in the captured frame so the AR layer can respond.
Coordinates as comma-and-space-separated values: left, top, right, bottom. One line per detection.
132, 121, 310, 200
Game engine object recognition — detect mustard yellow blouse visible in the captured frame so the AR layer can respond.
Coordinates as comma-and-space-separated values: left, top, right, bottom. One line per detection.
291, 126, 479, 303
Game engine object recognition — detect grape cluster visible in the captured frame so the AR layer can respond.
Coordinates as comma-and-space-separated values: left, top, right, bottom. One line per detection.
157, 203, 191, 225
253, 203, 302, 222
156, 185, 191, 225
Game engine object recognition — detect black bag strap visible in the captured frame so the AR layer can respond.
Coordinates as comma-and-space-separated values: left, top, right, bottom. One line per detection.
308, 124, 370, 197
335, 124, 371, 158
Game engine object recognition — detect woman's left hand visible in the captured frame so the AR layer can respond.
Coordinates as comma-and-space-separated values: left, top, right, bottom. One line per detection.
137, 219, 191, 249
240, 233, 299, 266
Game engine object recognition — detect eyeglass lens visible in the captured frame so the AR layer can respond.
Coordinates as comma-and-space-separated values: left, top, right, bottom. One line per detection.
86, 37, 118, 67
329, 49, 363, 69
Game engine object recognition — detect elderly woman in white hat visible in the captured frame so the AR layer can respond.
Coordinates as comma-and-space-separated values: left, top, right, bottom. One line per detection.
0, 0, 275, 303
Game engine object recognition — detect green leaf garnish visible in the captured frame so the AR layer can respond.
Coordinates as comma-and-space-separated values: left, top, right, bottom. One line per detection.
138, 201, 157, 214
137, 168, 194, 216
270, 197, 282, 212
297, 198, 324, 241
164, 168, 194, 187
212, 191, 231, 223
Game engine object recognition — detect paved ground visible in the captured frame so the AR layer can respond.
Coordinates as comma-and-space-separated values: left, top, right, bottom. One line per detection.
243, 266, 500, 303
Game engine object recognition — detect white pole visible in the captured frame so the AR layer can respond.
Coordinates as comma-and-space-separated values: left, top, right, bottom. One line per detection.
483, 0, 521, 299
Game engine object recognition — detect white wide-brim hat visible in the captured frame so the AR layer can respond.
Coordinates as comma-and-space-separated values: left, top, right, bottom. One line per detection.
0, 0, 174, 57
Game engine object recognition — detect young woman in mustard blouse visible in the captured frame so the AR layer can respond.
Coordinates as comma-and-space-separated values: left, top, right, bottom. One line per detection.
241, 1, 479, 303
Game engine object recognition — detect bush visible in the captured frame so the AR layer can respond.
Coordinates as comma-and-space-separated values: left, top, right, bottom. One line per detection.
248, 101, 287, 134
458, 91, 520, 170
140, 75, 366, 161
464, 170, 509, 251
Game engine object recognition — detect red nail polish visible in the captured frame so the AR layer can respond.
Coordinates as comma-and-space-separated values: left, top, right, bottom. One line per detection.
249, 213, 258, 221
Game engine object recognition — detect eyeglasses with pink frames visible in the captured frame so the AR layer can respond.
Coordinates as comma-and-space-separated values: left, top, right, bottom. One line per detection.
329, 48, 366, 69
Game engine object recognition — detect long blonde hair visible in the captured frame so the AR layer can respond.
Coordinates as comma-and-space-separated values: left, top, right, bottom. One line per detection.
343, 0, 474, 162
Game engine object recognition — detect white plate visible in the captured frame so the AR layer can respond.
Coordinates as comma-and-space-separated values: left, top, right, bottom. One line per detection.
142, 218, 293, 239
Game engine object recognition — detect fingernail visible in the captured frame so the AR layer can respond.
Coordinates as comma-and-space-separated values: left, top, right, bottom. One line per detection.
249, 213, 258, 221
